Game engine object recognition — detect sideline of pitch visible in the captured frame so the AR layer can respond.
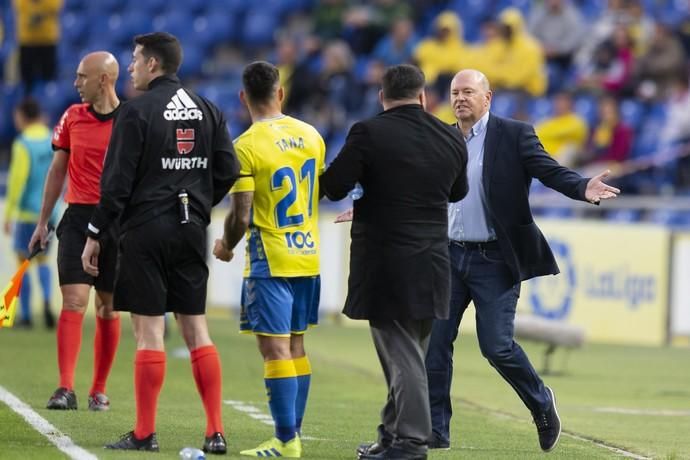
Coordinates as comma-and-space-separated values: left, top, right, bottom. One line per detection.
0, 385, 97, 460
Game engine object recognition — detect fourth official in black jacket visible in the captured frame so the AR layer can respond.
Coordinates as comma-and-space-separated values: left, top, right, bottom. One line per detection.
320, 65, 468, 460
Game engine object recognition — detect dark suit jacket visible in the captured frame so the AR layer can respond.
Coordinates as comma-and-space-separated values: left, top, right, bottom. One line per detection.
320, 104, 468, 321
481, 114, 591, 282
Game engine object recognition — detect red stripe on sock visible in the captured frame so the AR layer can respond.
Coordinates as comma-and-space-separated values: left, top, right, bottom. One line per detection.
134, 350, 166, 439
90, 316, 121, 395
191, 345, 224, 436
57, 310, 84, 390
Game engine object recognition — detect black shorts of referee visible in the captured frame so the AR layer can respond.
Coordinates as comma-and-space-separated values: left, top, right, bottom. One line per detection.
113, 211, 208, 316
57, 204, 117, 291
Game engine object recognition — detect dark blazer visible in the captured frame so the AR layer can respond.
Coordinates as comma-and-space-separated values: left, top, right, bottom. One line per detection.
481, 114, 591, 282
320, 104, 468, 321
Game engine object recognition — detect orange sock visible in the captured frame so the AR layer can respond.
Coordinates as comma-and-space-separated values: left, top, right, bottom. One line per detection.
134, 350, 166, 439
57, 310, 84, 390
191, 345, 224, 436
90, 316, 121, 395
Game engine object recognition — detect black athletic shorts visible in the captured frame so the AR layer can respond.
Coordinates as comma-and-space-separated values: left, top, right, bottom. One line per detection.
56, 204, 117, 291
113, 212, 208, 316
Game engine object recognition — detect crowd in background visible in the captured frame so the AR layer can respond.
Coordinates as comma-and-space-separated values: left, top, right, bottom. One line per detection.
0, 0, 689, 199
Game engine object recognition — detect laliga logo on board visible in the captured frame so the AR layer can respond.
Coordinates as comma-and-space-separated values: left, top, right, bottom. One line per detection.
164, 89, 203, 121
529, 239, 576, 320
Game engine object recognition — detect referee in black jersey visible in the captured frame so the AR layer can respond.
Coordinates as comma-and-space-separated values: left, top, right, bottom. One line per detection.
81, 32, 239, 453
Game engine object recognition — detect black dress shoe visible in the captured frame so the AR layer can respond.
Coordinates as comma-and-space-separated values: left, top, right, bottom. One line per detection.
428, 436, 450, 450
46, 387, 77, 410
533, 386, 561, 452
359, 446, 427, 460
357, 440, 390, 457
105, 431, 159, 451
203, 432, 227, 454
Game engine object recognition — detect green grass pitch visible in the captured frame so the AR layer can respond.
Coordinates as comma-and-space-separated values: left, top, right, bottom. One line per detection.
0, 310, 688, 459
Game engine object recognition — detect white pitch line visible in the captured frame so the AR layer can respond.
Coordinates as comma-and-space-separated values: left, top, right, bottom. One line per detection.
594, 407, 690, 417
224, 399, 324, 441
0, 385, 97, 460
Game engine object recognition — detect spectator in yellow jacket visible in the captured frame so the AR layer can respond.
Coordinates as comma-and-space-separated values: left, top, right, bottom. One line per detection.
13, 0, 63, 91
535, 91, 589, 167
413, 11, 474, 86
492, 8, 547, 97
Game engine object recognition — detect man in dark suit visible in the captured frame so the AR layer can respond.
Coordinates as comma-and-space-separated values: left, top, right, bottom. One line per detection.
425, 69, 620, 453
320, 64, 468, 460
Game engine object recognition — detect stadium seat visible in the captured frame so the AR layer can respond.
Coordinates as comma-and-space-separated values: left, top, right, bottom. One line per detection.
127, 0, 167, 17
573, 94, 598, 127
152, 11, 191, 37
192, 12, 235, 51
241, 10, 279, 47
619, 99, 645, 130
528, 97, 553, 123
606, 209, 641, 223
491, 91, 518, 118
61, 12, 88, 47
177, 45, 205, 79
648, 209, 690, 227
107, 12, 153, 47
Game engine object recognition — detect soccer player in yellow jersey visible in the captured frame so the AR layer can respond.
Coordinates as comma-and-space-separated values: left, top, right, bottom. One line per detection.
213, 61, 325, 458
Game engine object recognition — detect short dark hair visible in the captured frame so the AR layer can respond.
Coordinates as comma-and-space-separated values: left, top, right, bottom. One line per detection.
242, 61, 280, 104
15, 97, 41, 120
381, 64, 425, 101
133, 32, 182, 74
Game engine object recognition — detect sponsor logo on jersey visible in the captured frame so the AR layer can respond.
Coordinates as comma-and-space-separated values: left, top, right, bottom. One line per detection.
164, 89, 203, 121
176, 128, 195, 154
161, 157, 208, 170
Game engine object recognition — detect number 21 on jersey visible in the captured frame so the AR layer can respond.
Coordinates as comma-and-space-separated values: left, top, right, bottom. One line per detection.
271, 158, 316, 228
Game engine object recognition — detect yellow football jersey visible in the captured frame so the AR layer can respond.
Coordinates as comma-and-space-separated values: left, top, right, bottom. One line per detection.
231, 115, 325, 278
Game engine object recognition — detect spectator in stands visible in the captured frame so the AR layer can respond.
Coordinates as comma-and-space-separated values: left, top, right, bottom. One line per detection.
626, 0, 655, 57
284, 35, 323, 115
342, 0, 412, 54
276, 37, 299, 103
312, 0, 347, 40
371, 16, 418, 66
473, 19, 504, 88
634, 22, 686, 101
13, 0, 63, 92
3, 98, 56, 329
358, 59, 386, 119
491, 8, 547, 97
575, 0, 629, 71
659, 72, 690, 187
585, 95, 633, 171
528, 0, 585, 75
535, 91, 589, 167
578, 25, 635, 95
413, 11, 473, 87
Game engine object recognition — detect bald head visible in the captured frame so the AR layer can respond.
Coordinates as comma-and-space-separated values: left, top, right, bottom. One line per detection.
75, 51, 120, 106
452, 69, 490, 92
449, 69, 492, 131
81, 51, 119, 81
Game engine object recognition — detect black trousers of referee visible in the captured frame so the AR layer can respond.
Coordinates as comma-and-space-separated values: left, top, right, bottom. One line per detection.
369, 318, 433, 455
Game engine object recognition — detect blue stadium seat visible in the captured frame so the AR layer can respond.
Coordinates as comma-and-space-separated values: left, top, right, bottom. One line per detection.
107, 12, 153, 46
498, 0, 532, 17
632, 116, 664, 158
606, 209, 641, 223
648, 209, 690, 227
192, 12, 235, 51
152, 11, 191, 37
128, 0, 167, 17
242, 10, 279, 47
97, 0, 125, 13
177, 45, 205, 79
61, 12, 88, 47
491, 91, 518, 118
528, 97, 553, 123
619, 99, 645, 130
573, 94, 598, 127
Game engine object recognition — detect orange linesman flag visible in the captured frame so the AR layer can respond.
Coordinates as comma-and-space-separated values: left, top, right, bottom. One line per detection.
0, 260, 30, 328
0, 227, 53, 328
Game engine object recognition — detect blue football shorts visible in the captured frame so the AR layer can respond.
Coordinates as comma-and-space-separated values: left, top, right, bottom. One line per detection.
240, 276, 321, 337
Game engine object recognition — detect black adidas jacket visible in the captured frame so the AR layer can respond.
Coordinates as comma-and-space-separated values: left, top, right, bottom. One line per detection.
88, 75, 239, 237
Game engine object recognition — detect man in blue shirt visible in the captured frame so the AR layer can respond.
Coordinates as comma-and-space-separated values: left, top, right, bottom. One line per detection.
3, 98, 56, 328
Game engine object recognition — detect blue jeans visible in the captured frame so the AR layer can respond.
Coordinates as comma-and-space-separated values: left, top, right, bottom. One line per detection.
425, 242, 550, 444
